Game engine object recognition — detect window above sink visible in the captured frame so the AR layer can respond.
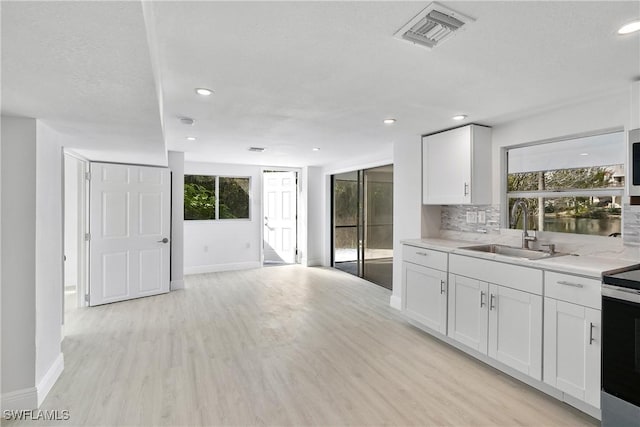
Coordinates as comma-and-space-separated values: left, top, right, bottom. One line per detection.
505, 129, 624, 237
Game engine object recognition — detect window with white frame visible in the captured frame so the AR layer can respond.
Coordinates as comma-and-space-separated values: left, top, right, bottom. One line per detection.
506, 130, 624, 237
184, 175, 250, 220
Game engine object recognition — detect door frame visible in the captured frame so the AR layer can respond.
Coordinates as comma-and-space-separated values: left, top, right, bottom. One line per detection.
260, 167, 301, 265
62, 150, 90, 324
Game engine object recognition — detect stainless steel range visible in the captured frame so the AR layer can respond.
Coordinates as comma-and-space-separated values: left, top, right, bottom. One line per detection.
602, 269, 640, 426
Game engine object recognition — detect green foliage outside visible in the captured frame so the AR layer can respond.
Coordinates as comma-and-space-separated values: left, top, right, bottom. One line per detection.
507, 166, 622, 235
219, 177, 250, 219
184, 175, 250, 220
184, 175, 216, 220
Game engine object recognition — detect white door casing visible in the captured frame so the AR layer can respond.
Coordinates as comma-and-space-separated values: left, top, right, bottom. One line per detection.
263, 171, 297, 264
89, 163, 170, 306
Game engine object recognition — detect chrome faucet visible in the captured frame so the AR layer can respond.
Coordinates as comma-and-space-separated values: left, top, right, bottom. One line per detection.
511, 199, 537, 249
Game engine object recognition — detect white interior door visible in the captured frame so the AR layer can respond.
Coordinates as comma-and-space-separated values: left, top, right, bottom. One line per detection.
263, 171, 297, 264
89, 163, 170, 306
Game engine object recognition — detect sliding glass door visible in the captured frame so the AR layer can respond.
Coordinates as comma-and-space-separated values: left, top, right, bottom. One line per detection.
332, 165, 393, 289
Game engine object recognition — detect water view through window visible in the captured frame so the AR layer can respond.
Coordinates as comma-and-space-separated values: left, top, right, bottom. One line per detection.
507, 131, 624, 236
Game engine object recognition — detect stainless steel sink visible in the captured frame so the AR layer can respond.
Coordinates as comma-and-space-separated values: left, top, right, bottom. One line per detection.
460, 244, 568, 260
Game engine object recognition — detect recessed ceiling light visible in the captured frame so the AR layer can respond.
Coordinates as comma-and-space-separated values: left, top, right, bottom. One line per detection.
312, 147, 320, 151
195, 88, 213, 96
452, 115, 467, 121
383, 118, 396, 124
618, 20, 640, 35
580, 152, 589, 156
179, 117, 195, 126
186, 136, 197, 141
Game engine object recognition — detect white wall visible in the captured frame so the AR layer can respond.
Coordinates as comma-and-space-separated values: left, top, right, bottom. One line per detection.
491, 90, 630, 203
1, 116, 38, 409
184, 162, 262, 274
34, 122, 64, 406
1, 118, 66, 410
168, 151, 185, 289
390, 138, 423, 309
303, 166, 324, 266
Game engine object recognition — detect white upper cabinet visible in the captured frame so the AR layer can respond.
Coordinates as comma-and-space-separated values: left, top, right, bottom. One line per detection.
422, 124, 492, 205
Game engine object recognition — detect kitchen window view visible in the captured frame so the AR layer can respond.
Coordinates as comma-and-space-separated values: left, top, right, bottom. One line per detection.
184, 175, 251, 220
506, 130, 624, 236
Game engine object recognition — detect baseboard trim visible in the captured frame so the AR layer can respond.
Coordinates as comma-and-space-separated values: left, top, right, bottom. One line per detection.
170, 279, 185, 290
389, 294, 402, 310
185, 261, 262, 275
305, 258, 324, 267
37, 353, 64, 407
1, 387, 38, 411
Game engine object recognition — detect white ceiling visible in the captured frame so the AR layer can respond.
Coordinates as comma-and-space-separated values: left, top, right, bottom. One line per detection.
2, 1, 639, 167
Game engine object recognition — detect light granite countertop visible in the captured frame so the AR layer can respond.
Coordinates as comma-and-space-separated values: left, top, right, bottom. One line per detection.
401, 238, 639, 278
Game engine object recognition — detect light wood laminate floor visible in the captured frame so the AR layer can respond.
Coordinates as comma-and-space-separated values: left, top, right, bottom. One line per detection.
8, 266, 597, 426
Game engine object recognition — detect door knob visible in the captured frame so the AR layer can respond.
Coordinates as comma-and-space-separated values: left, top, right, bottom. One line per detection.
158, 237, 169, 243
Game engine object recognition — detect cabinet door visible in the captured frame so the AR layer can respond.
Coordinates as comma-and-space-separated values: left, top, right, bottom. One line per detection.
488, 284, 542, 380
543, 298, 601, 408
447, 274, 488, 354
403, 262, 448, 334
422, 126, 471, 205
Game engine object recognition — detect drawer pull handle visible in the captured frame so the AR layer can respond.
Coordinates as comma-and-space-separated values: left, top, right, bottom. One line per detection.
440, 280, 446, 294
557, 280, 584, 288
480, 291, 486, 308
489, 293, 496, 311
589, 322, 595, 345
416, 251, 428, 256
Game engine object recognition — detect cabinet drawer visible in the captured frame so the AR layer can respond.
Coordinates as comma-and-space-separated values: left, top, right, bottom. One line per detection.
544, 272, 601, 310
449, 254, 542, 295
402, 245, 448, 271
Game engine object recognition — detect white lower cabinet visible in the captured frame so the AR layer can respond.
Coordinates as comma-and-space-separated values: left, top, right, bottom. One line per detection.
447, 275, 488, 354
448, 271, 542, 380
544, 297, 601, 408
402, 248, 603, 416
401, 245, 448, 335
488, 284, 542, 380
403, 262, 447, 334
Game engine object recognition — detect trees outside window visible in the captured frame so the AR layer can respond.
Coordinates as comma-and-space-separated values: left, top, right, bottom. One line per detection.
184, 175, 250, 220
506, 130, 624, 236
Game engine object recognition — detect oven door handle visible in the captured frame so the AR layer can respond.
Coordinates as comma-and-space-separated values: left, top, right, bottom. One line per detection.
602, 284, 640, 304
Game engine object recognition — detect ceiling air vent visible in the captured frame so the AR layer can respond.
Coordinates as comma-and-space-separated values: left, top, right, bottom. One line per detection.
248, 147, 266, 152
394, 2, 475, 50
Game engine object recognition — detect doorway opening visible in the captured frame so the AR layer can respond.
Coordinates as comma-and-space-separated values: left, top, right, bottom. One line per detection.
331, 165, 393, 289
262, 170, 298, 266
63, 152, 89, 320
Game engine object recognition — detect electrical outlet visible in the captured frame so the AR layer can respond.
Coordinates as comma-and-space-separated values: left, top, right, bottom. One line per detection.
478, 210, 486, 224
204, 245, 209, 252
466, 211, 478, 224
